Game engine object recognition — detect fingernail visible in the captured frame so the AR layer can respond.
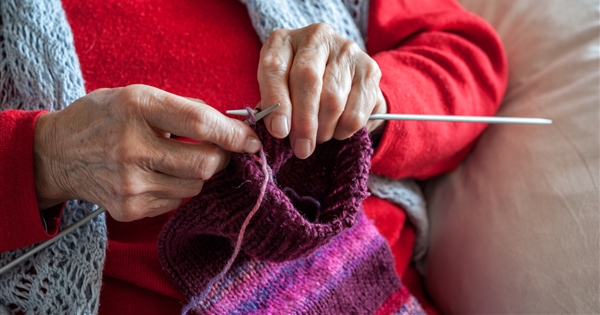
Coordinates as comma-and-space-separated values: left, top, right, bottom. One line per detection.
271, 115, 289, 138
294, 138, 312, 159
244, 137, 262, 153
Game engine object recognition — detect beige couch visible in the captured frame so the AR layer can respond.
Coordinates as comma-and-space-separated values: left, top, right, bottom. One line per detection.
423, 0, 599, 313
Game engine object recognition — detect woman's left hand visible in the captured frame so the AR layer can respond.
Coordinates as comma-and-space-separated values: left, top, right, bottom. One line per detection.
256, 23, 387, 159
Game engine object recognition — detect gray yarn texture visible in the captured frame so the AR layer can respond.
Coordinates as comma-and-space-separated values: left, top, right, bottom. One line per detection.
240, 0, 369, 50
0, 1, 107, 314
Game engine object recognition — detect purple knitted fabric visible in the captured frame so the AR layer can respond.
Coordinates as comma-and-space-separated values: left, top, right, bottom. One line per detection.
158, 121, 426, 314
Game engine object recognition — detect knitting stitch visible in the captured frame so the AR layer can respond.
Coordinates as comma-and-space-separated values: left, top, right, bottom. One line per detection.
159, 121, 425, 314
180, 109, 273, 313
158, 118, 371, 269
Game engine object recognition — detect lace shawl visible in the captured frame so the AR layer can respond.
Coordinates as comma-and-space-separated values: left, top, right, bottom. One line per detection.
0, 1, 106, 314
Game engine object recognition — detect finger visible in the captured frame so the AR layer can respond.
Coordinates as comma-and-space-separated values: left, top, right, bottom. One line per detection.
316, 60, 352, 143
288, 27, 332, 158
333, 57, 381, 140
365, 88, 388, 134
130, 85, 262, 153
149, 138, 231, 180
145, 199, 183, 218
184, 97, 206, 104
107, 196, 184, 222
145, 172, 205, 199
110, 172, 203, 221
257, 29, 293, 139
116, 195, 183, 222
182, 96, 208, 136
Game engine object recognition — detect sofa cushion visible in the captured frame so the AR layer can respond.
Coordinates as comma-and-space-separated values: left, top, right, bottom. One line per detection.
423, 0, 599, 313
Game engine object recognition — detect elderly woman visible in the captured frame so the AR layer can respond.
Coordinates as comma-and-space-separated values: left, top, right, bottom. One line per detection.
0, 0, 506, 314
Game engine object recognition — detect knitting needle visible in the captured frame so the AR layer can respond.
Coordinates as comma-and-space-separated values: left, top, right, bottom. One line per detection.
245, 103, 280, 124
227, 109, 552, 125
0, 105, 282, 275
369, 114, 552, 124
0, 207, 107, 275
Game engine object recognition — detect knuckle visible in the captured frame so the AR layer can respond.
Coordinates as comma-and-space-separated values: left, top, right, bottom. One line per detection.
320, 93, 344, 117
260, 52, 288, 75
195, 151, 221, 180
339, 40, 361, 60
111, 85, 153, 117
269, 28, 289, 41
301, 24, 334, 49
340, 110, 368, 133
307, 23, 335, 37
184, 106, 209, 138
119, 85, 145, 104
109, 138, 135, 167
120, 173, 144, 197
292, 64, 321, 87
220, 125, 245, 150
365, 59, 382, 81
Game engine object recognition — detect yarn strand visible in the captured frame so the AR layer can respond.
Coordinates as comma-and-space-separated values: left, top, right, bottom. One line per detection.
181, 118, 271, 315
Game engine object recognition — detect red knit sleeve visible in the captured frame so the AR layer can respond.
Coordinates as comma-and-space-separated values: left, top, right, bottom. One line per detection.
0, 110, 63, 252
367, 0, 508, 179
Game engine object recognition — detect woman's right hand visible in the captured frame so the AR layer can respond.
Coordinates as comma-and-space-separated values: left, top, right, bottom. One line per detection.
33, 85, 261, 221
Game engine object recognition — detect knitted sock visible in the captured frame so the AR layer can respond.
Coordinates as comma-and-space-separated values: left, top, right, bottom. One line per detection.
180, 109, 273, 314
158, 121, 427, 314
159, 121, 372, 259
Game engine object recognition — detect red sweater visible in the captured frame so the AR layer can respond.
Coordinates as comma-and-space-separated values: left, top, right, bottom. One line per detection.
0, 0, 506, 314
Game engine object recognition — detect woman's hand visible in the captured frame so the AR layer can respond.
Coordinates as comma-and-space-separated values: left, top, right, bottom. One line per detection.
33, 85, 261, 221
257, 23, 387, 159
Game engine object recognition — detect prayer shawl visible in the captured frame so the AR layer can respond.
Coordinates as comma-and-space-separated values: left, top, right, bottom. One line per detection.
0, 0, 428, 314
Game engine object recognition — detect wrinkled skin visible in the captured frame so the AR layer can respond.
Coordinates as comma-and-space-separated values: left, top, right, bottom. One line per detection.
257, 23, 387, 159
33, 23, 387, 221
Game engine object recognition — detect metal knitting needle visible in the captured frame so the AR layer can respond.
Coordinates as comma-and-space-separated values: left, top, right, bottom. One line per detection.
245, 103, 280, 124
227, 109, 552, 125
0, 105, 282, 275
369, 114, 552, 124
0, 207, 107, 275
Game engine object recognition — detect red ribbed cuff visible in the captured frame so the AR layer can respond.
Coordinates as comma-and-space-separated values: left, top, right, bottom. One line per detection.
0, 110, 63, 252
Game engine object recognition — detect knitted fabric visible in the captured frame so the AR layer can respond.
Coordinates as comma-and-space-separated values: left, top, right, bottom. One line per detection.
368, 175, 429, 273
177, 110, 275, 313
159, 121, 423, 314
240, 0, 368, 50
0, 1, 107, 314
